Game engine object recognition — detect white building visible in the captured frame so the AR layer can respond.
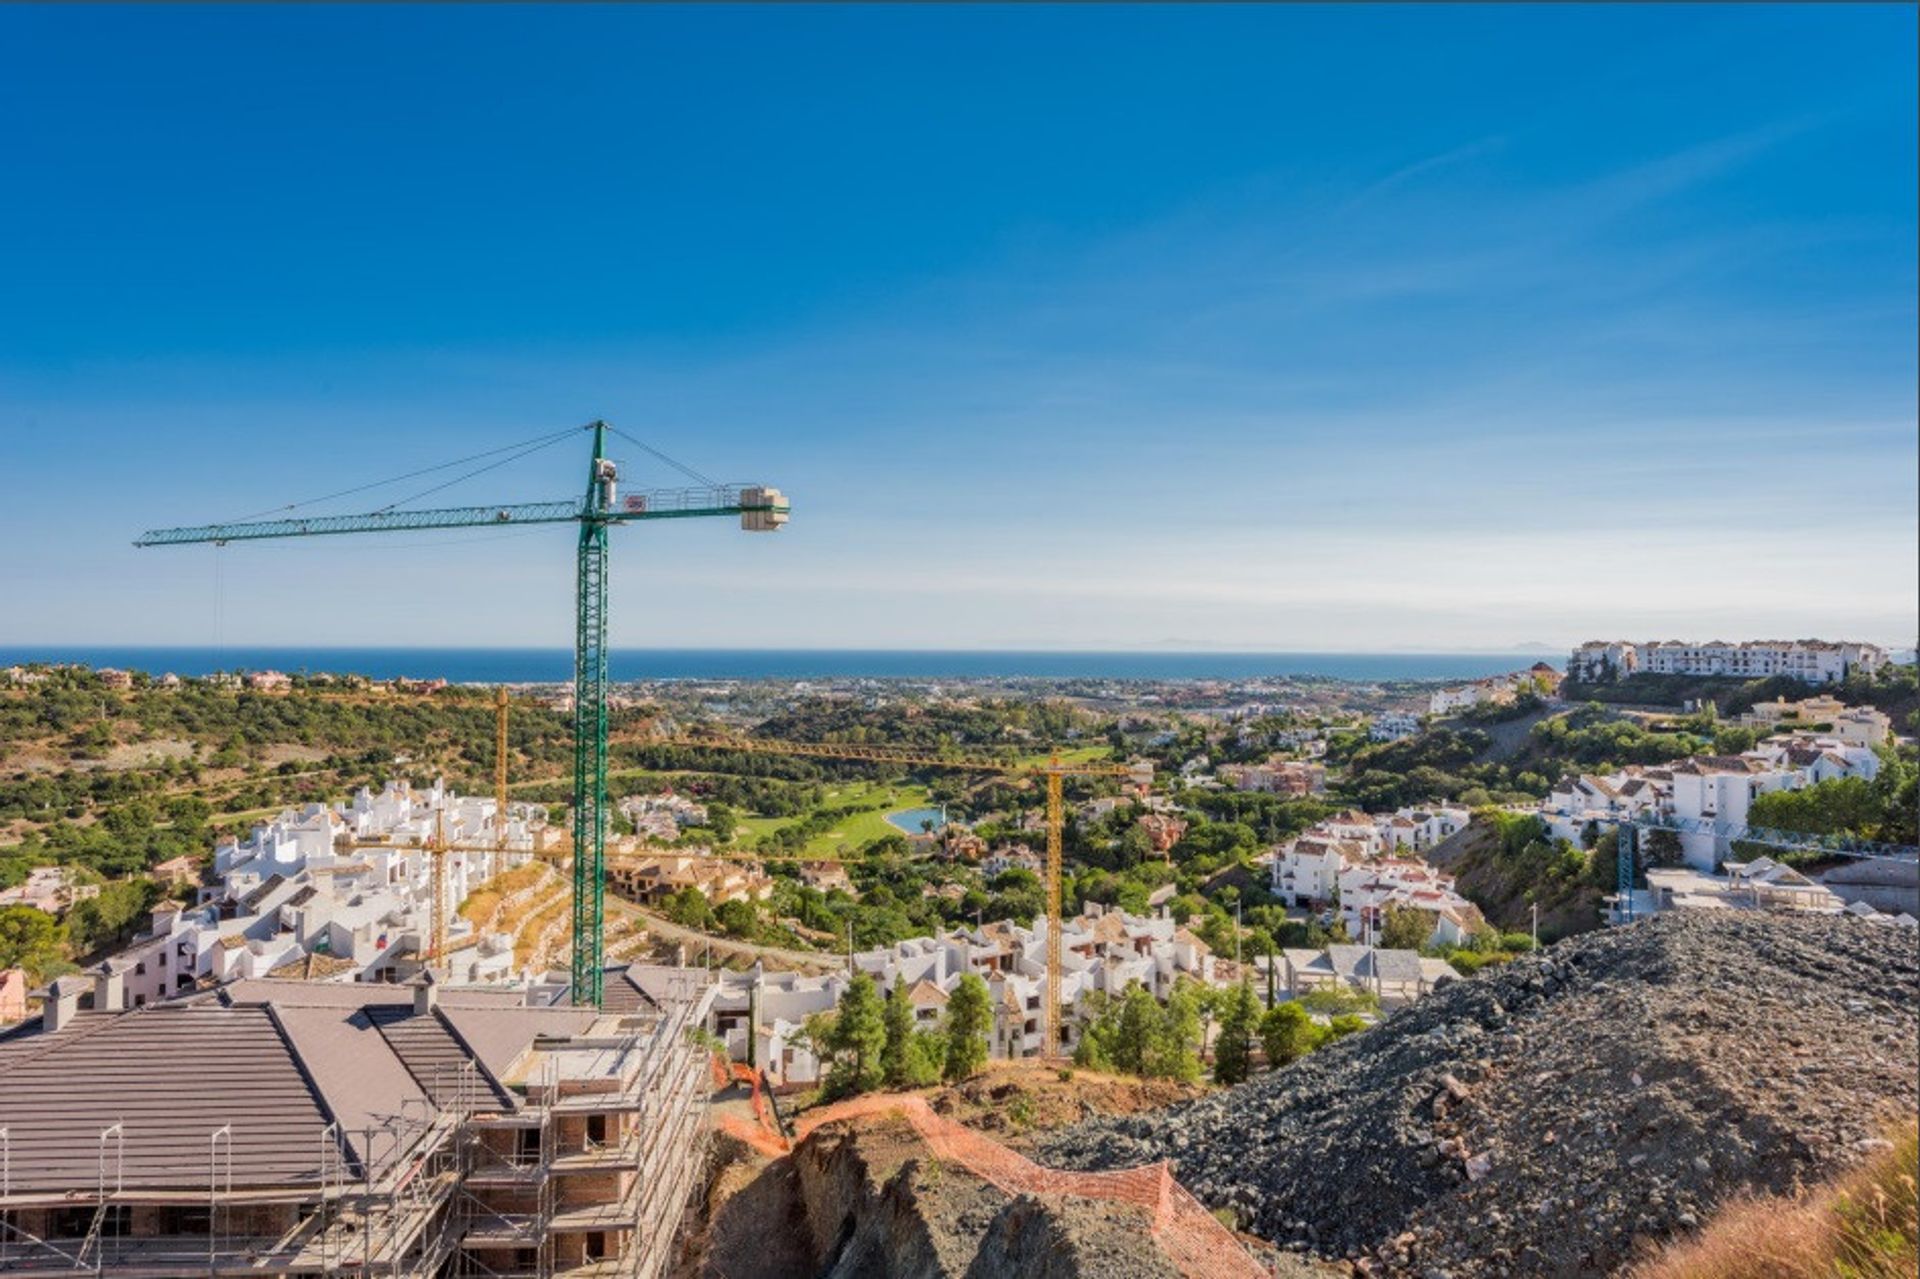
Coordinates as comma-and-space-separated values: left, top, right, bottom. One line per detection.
1268, 806, 1479, 947
111, 779, 543, 1006
708, 904, 1227, 1085
1369, 713, 1420, 742
1537, 732, 1882, 871
1571, 639, 1889, 685
1568, 642, 1640, 682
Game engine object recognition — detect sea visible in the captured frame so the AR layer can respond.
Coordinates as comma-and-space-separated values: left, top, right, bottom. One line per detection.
0, 647, 1553, 684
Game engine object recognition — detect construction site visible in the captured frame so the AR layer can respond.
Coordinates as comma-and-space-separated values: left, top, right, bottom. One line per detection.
0, 426, 769, 1278
0, 966, 715, 1278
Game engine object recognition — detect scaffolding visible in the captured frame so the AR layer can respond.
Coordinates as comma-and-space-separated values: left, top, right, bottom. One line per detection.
0, 979, 716, 1279
0, 1103, 462, 1276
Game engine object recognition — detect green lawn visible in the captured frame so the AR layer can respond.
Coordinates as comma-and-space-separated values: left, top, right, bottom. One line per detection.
737, 779, 937, 857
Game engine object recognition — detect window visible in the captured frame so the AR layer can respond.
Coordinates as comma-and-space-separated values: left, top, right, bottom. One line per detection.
515, 1128, 541, 1163
586, 1114, 608, 1146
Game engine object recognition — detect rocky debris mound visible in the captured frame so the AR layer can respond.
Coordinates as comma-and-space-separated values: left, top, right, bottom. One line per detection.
1040, 912, 1920, 1277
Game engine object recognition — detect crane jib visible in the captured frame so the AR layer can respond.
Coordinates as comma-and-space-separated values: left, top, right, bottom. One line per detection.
132, 488, 789, 546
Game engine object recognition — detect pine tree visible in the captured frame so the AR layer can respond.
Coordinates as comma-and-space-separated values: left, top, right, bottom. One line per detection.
881, 974, 915, 1088
824, 972, 886, 1098
1149, 980, 1204, 1083
943, 973, 992, 1083
1111, 983, 1160, 1076
1212, 981, 1259, 1084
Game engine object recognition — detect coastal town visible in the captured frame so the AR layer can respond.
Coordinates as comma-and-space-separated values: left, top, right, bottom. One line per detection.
4, 6, 1915, 1275
5, 636, 1911, 1057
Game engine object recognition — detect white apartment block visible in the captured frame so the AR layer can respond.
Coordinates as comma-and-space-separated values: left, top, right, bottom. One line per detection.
111, 779, 544, 1007
1569, 639, 1889, 685
1370, 713, 1421, 742
1268, 806, 1478, 947
1536, 734, 1881, 871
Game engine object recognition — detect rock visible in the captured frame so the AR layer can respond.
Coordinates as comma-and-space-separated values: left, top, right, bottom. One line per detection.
1039, 913, 1919, 1279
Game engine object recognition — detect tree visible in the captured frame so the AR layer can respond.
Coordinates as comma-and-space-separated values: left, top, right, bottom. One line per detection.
1325, 1013, 1367, 1041
1259, 1002, 1324, 1067
823, 973, 886, 1099
714, 898, 759, 939
1110, 983, 1160, 1075
882, 975, 916, 1088
663, 886, 715, 930
943, 972, 992, 1083
1297, 985, 1379, 1016
1211, 981, 1259, 1085
1644, 828, 1684, 868
1377, 903, 1434, 951
0, 905, 65, 978
1072, 989, 1116, 1071
1147, 981, 1204, 1083
64, 879, 161, 957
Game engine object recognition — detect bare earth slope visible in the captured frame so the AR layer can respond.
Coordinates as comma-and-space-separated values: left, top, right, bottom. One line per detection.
1040, 912, 1920, 1278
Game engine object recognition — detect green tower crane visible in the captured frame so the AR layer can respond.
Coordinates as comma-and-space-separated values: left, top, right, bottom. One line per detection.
134, 421, 789, 1006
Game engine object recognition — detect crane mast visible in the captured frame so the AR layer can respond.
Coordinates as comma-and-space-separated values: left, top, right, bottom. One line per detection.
135, 421, 788, 1005
572, 424, 614, 1006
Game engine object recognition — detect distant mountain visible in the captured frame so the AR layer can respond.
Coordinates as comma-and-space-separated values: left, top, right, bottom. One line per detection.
1510, 641, 1563, 654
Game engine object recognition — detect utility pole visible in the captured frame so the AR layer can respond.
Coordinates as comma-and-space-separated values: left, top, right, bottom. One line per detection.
1531, 902, 1539, 951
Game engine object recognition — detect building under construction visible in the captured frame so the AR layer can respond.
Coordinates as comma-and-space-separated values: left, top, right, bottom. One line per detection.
0, 965, 715, 1278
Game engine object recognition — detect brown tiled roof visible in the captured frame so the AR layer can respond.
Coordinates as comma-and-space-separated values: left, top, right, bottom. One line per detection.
0, 1005, 345, 1192
0, 978, 601, 1196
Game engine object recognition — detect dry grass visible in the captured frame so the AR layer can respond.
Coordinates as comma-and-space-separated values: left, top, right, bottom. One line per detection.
513, 895, 569, 966
459, 861, 553, 929
1632, 1119, 1917, 1279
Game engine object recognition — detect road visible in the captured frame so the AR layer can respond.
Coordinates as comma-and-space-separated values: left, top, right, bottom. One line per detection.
606, 897, 843, 972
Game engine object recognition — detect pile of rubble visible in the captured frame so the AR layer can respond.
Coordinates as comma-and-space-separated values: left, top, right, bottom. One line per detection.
1041, 912, 1919, 1276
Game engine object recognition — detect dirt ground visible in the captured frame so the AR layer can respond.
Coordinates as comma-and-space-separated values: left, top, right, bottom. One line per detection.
924, 1061, 1207, 1152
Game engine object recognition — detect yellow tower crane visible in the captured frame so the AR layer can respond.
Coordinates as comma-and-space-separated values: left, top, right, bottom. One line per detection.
648, 734, 1153, 1056
336, 699, 531, 972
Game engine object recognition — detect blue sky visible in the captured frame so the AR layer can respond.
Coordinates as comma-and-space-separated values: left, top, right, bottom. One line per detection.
2, 4, 1914, 651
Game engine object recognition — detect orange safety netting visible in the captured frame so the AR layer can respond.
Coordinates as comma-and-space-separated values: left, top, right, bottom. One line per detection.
717, 1088, 1265, 1279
